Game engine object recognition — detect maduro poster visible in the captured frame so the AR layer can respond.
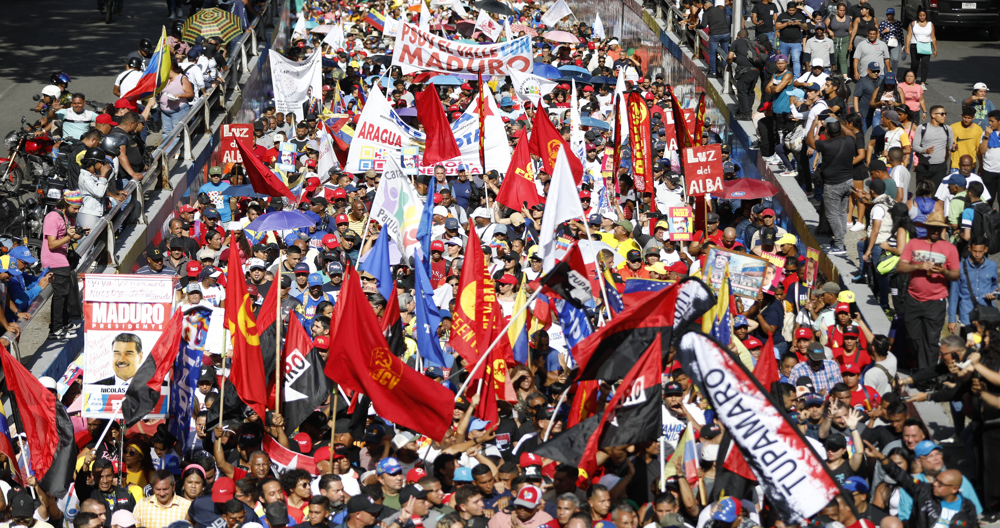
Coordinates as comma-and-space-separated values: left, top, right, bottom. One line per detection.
82, 275, 176, 418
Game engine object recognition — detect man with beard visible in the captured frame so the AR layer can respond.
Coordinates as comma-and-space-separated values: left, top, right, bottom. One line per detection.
319, 475, 347, 523
488, 486, 553, 528
44, 190, 86, 340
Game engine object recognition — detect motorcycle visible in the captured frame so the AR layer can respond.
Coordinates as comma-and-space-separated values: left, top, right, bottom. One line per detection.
0, 195, 43, 265
0, 117, 63, 194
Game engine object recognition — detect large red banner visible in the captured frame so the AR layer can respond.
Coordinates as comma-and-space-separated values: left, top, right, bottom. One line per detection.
682, 144, 724, 197
627, 92, 653, 196
219, 124, 253, 164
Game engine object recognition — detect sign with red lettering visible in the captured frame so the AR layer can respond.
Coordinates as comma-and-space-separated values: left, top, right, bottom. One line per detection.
627, 92, 653, 194
391, 22, 533, 75
220, 124, 254, 164
682, 144, 724, 197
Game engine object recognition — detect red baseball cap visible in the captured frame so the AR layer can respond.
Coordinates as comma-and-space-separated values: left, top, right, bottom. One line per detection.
305, 177, 321, 192
840, 362, 861, 375
213, 477, 236, 503
579, 190, 591, 199
744, 336, 763, 349
186, 261, 202, 278
406, 467, 427, 483
304, 159, 317, 168
433, 193, 443, 204
322, 233, 340, 249
761, 208, 776, 217
114, 98, 137, 110
451, 112, 462, 120
644, 93, 655, 100
335, 214, 349, 224
431, 240, 445, 252
179, 204, 197, 213
294, 432, 313, 454
520, 452, 542, 467
836, 302, 851, 313
96, 114, 118, 125
795, 327, 812, 340
331, 188, 348, 200
314, 335, 330, 350
499, 274, 518, 285
668, 261, 688, 275
461, 83, 472, 90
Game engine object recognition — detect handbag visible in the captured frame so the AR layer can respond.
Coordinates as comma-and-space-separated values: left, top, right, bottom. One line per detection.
887, 36, 899, 48
916, 40, 933, 54
60, 210, 82, 269
877, 232, 907, 275
784, 124, 805, 152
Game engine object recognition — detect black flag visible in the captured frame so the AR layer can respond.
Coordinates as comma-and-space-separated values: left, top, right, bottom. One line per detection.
123, 310, 184, 427
282, 315, 332, 435
39, 402, 78, 498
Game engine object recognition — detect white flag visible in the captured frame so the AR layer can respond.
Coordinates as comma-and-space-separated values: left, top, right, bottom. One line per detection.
384, 15, 400, 37
614, 66, 629, 145
291, 11, 307, 39
504, 17, 514, 42
540, 0, 573, 27
369, 156, 424, 259
475, 10, 502, 41
419, 0, 432, 32
540, 147, 585, 272
270, 51, 323, 118
322, 23, 345, 50
315, 123, 339, 182
569, 80, 586, 168
430, 0, 467, 17
509, 68, 557, 105
593, 12, 606, 39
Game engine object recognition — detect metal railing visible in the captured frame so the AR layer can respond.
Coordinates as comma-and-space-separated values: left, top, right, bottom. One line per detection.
655, 0, 737, 95
0, 1, 281, 354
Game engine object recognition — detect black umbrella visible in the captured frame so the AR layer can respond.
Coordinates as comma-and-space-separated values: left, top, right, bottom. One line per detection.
370, 54, 392, 66
474, 0, 516, 17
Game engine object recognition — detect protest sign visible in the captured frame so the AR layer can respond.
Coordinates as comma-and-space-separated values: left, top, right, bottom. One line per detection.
667, 207, 693, 241
760, 251, 786, 268
345, 85, 510, 175
392, 23, 533, 75
627, 92, 653, 193
401, 145, 419, 176
369, 156, 423, 258
270, 51, 322, 117
704, 247, 768, 299
276, 142, 297, 173
82, 275, 175, 419
509, 68, 557, 104
682, 144, 724, 197
805, 247, 819, 288
219, 124, 253, 164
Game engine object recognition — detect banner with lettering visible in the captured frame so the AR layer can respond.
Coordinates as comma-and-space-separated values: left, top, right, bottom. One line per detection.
626, 92, 653, 195
682, 144, 724, 197
170, 307, 213, 451
677, 333, 840, 523
391, 23, 533, 75
82, 275, 176, 418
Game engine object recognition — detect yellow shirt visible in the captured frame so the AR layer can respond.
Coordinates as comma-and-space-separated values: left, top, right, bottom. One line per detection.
615, 238, 641, 259
951, 122, 984, 168
133, 495, 192, 528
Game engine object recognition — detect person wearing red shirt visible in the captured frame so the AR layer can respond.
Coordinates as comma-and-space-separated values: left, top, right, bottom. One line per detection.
195, 208, 226, 246
840, 362, 881, 411
429, 240, 448, 285
826, 303, 872, 350
832, 325, 873, 371
697, 212, 725, 246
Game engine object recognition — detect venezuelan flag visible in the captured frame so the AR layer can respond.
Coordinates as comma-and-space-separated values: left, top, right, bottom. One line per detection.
509, 288, 530, 364
366, 9, 385, 31
123, 27, 172, 104
702, 264, 731, 345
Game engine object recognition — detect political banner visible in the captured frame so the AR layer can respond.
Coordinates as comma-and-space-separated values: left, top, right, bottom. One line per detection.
667, 207, 693, 241
219, 124, 253, 164
170, 308, 212, 452
678, 333, 840, 523
369, 156, 423, 258
270, 50, 322, 117
508, 68, 557, 105
82, 275, 175, 419
263, 435, 317, 476
475, 10, 502, 41
345, 85, 510, 175
276, 142, 297, 173
704, 247, 768, 299
627, 92, 653, 194
805, 247, 819, 288
392, 23, 533, 75
682, 144, 723, 197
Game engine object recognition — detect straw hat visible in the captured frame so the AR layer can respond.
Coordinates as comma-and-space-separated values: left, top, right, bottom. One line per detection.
917, 210, 949, 228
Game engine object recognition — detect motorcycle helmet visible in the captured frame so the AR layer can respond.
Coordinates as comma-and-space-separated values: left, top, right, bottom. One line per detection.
100, 132, 128, 157
139, 38, 154, 54
50, 72, 71, 86
171, 20, 185, 38
81, 147, 107, 168
128, 57, 143, 70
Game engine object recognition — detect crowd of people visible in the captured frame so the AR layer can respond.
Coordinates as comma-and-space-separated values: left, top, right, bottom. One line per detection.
6, 1, 1000, 528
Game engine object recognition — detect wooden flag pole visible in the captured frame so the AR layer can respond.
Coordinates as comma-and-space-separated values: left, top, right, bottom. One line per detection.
275, 269, 282, 413
218, 331, 229, 429
329, 389, 339, 464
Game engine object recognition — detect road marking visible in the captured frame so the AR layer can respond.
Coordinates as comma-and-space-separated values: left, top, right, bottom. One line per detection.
0, 84, 17, 104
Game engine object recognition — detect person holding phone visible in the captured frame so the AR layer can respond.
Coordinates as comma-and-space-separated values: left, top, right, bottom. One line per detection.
43, 190, 86, 341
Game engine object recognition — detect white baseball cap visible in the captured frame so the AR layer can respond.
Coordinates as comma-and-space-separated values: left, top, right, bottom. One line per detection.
974, 82, 990, 91
811, 58, 825, 67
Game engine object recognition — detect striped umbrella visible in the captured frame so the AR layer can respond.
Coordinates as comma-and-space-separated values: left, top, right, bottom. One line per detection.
181, 8, 243, 44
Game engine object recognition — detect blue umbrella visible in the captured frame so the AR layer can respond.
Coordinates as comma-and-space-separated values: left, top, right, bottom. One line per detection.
396, 107, 417, 117
581, 117, 612, 130
558, 71, 592, 83
221, 184, 259, 196
429, 75, 464, 85
589, 75, 615, 85
559, 65, 591, 75
533, 63, 562, 79
245, 210, 316, 232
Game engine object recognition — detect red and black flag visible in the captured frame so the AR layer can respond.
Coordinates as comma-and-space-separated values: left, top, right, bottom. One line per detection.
531, 335, 664, 475
0, 343, 78, 498
123, 309, 185, 427
572, 277, 714, 381
538, 242, 596, 310
380, 283, 407, 357
282, 314, 332, 435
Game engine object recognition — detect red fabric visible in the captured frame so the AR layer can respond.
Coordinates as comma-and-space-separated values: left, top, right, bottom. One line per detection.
449, 226, 495, 366
324, 267, 456, 440
225, 231, 269, 419
234, 139, 298, 202
415, 87, 462, 166
567, 380, 600, 427
753, 333, 779, 393
143, 309, 186, 394
827, 324, 870, 351
256, 272, 279, 331
527, 101, 583, 185
0, 343, 59, 480
496, 137, 543, 210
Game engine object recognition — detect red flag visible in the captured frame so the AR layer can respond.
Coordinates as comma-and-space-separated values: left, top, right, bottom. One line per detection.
225, 231, 268, 419
567, 380, 600, 427
415, 87, 462, 166
263, 435, 317, 475
449, 226, 497, 366
122, 309, 185, 427
626, 92, 654, 199
0, 343, 58, 480
234, 139, 298, 202
692, 93, 707, 147
325, 266, 456, 440
754, 333, 780, 393
496, 137, 543, 210
256, 274, 279, 331
579, 335, 663, 475
527, 101, 583, 184
666, 85, 694, 150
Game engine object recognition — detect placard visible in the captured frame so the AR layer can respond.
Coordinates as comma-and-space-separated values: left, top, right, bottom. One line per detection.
401, 145, 419, 176
682, 144, 723, 197
82, 275, 176, 418
760, 251, 786, 268
276, 142, 298, 173
805, 247, 819, 289
704, 247, 768, 299
219, 124, 254, 164
667, 207, 693, 241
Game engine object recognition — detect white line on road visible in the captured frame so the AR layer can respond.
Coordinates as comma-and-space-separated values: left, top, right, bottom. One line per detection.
0, 84, 17, 104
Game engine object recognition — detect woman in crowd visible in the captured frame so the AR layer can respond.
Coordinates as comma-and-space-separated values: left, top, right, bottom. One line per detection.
904, 7, 937, 88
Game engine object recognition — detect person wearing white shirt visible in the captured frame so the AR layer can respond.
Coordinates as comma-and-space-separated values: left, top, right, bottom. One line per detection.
794, 58, 830, 88
114, 61, 143, 98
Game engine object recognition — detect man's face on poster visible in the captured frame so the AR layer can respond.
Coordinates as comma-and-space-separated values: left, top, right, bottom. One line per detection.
113, 340, 142, 381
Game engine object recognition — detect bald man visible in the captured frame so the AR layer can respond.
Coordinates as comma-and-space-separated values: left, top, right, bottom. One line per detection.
879, 516, 903, 528
719, 227, 746, 252
867, 442, 978, 528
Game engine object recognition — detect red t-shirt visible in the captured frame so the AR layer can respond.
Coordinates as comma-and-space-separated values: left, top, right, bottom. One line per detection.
832, 347, 873, 370
826, 324, 870, 351
900, 238, 960, 301
849, 384, 881, 411
430, 258, 447, 285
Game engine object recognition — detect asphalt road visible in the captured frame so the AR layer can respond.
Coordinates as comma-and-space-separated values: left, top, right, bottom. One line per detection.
0, 0, 172, 138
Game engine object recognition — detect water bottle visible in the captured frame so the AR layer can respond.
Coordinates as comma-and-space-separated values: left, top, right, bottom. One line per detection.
948, 96, 957, 103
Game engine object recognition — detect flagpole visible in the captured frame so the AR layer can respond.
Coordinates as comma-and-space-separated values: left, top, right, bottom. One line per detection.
275, 270, 283, 414
542, 384, 570, 441
580, 222, 613, 322
218, 333, 229, 429
329, 389, 339, 464
8, 424, 36, 498
455, 289, 541, 397
658, 436, 667, 492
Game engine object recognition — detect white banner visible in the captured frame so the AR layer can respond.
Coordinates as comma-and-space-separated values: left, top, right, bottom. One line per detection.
677, 333, 841, 523
509, 68, 557, 105
82, 275, 176, 419
369, 156, 423, 259
540, 0, 573, 27
475, 10, 502, 42
270, 51, 323, 117
594, 12, 606, 39
384, 15, 400, 38
392, 23, 533, 75
345, 85, 511, 175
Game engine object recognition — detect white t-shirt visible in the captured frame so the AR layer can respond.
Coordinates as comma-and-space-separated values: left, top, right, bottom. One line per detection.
935, 172, 992, 207
115, 69, 141, 97
890, 165, 910, 200
796, 70, 829, 87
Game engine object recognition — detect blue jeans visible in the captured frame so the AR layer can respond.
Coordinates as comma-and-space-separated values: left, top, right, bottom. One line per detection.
161, 102, 190, 150
856, 239, 890, 308
779, 41, 803, 78
708, 34, 731, 75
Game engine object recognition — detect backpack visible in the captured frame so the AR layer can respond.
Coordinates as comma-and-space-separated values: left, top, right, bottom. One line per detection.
745, 38, 769, 67
971, 201, 1000, 255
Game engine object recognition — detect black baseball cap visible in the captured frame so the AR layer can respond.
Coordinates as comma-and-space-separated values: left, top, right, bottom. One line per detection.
148, 248, 164, 260
348, 495, 382, 515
